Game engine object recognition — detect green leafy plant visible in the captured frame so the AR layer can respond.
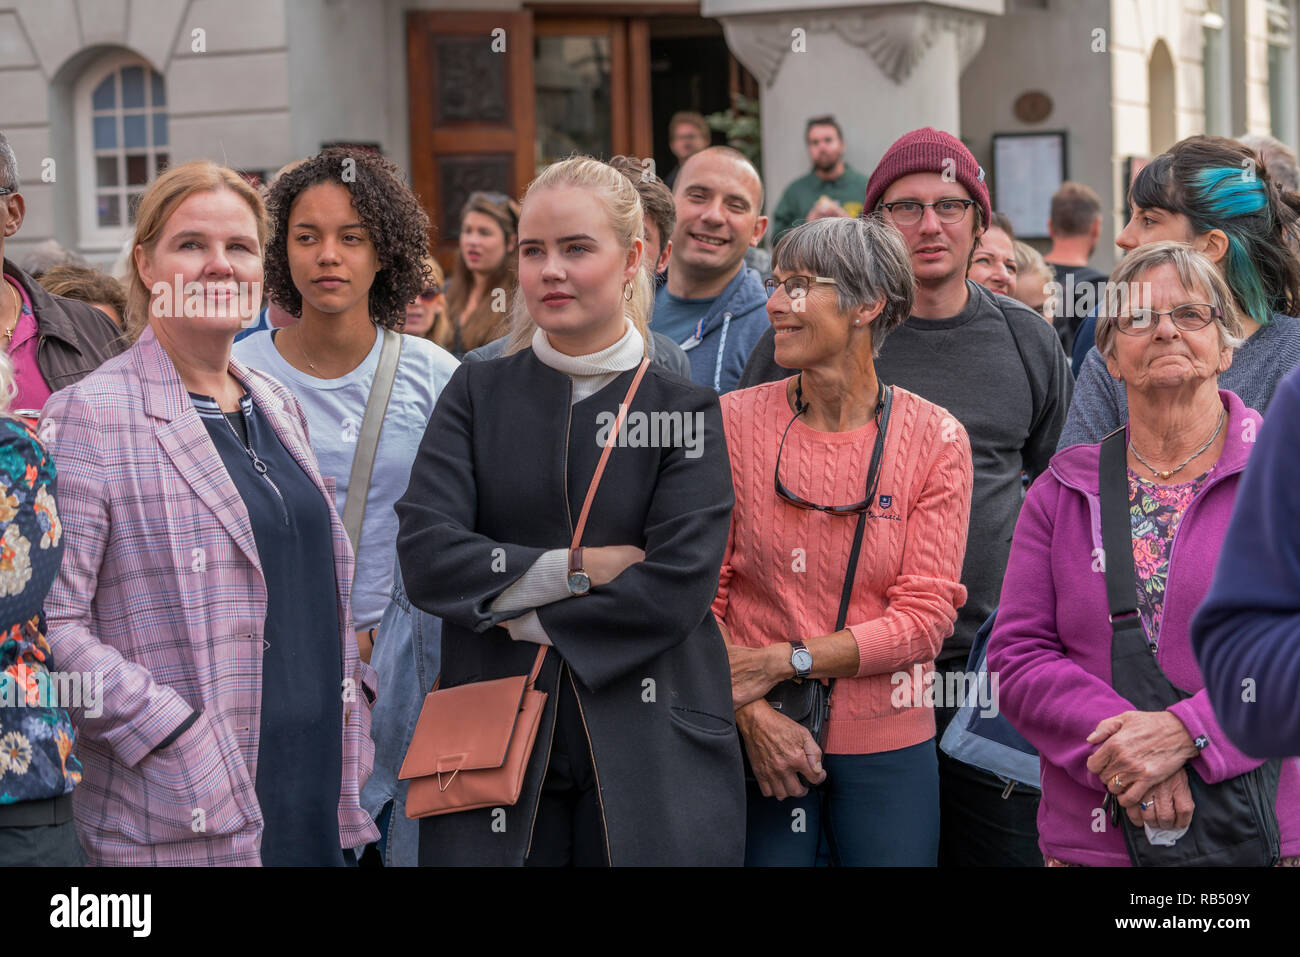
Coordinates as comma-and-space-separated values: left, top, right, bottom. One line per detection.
706, 92, 761, 177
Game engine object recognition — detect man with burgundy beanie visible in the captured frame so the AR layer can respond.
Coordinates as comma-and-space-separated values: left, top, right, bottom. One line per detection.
740, 127, 1072, 867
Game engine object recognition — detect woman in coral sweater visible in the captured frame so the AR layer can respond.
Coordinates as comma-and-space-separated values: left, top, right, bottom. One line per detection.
716, 216, 974, 866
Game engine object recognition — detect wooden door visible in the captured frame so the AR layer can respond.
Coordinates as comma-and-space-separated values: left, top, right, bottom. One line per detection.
407, 11, 535, 267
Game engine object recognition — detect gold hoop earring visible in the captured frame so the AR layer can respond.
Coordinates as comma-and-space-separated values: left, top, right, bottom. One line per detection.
624, 280, 634, 301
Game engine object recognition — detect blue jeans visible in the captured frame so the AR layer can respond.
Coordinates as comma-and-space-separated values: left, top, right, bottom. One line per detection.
745, 740, 939, 866
361, 555, 443, 867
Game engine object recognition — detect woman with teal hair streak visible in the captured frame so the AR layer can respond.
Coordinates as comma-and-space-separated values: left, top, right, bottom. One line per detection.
1058, 135, 1300, 448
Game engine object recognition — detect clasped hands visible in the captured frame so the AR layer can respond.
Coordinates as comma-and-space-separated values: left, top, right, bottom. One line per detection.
1086, 710, 1200, 831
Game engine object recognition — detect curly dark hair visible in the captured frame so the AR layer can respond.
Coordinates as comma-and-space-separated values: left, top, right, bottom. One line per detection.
263, 147, 430, 328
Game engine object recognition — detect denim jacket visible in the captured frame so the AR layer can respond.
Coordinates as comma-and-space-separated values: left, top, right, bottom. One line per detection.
362, 556, 441, 866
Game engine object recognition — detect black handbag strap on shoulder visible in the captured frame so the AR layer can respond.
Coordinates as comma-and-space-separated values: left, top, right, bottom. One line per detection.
823, 384, 893, 717
1098, 427, 1186, 708
1098, 425, 1282, 866
836, 385, 893, 631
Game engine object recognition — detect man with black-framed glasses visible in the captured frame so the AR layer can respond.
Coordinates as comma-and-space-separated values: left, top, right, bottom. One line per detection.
0, 131, 124, 417
740, 127, 1073, 868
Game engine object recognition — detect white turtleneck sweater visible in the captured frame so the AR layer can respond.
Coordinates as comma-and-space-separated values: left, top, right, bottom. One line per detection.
493, 318, 646, 645
529, 316, 645, 403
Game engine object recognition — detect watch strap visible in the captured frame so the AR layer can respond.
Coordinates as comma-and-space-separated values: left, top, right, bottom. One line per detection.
569, 546, 584, 576
789, 639, 812, 678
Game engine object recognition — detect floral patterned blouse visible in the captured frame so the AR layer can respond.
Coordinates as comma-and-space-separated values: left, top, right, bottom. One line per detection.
1128, 467, 1212, 649
0, 415, 79, 805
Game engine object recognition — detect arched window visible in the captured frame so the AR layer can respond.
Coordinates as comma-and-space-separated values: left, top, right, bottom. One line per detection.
1148, 40, 1176, 155
76, 54, 169, 248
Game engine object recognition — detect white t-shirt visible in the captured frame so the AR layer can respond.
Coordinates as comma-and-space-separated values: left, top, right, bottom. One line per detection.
234, 327, 459, 630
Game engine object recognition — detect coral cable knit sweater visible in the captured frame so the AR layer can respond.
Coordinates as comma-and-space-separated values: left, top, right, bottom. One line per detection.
713, 379, 974, 754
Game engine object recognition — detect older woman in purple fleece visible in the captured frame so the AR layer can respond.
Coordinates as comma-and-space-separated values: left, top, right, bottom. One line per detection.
988, 241, 1300, 866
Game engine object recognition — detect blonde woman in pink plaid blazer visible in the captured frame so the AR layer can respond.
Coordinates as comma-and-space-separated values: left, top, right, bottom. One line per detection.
39, 162, 378, 865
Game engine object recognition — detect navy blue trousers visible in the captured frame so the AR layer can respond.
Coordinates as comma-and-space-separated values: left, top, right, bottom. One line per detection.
744, 739, 939, 866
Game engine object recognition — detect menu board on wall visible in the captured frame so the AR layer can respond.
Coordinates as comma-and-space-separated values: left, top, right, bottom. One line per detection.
992, 132, 1067, 239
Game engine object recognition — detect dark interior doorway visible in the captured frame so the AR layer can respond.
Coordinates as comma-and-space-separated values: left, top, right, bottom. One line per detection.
649, 19, 737, 182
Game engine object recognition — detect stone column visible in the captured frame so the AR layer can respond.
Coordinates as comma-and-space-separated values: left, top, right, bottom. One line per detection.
703, 0, 998, 218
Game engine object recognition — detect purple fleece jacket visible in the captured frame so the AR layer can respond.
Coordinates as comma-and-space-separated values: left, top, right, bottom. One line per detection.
988, 389, 1300, 866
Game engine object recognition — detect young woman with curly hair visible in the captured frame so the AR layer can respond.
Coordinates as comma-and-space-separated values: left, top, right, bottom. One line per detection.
234, 148, 458, 666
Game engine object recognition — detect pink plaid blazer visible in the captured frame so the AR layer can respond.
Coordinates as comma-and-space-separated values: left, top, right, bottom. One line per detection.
40, 327, 378, 865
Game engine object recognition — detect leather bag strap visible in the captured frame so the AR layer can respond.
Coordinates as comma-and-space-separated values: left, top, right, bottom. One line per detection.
343, 328, 402, 555
569, 357, 651, 552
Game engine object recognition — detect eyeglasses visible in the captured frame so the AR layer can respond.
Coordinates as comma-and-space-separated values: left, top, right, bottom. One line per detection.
774, 379, 886, 515
417, 284, 441, 302
878, 199, 975, 226
764, 275, 838, 299
1113, 303, 1220, 335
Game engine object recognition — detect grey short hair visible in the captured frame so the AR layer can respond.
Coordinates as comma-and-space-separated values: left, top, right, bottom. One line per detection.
0, 132, 18, 192
1239, 133, 1300, 193
1096, 241, 1245, 360
771, 216, 914, 356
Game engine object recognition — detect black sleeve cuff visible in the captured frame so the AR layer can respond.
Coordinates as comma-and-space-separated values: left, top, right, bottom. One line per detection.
151, 709, 202, 754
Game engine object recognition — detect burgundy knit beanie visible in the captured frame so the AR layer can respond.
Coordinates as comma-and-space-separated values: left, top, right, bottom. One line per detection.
862, 127, 991, 227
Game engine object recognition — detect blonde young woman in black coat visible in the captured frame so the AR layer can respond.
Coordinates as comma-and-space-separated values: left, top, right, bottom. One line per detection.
395, 157, 743, 866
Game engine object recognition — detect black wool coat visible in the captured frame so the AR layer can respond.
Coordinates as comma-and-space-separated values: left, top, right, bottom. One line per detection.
395, 349, 745, 866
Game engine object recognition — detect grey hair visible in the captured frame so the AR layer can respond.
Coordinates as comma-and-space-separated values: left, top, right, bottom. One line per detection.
1239, 133, 1300, 193
771, 216, 914, 356
0, 132, 17, 192
1096, 240, 1245, 360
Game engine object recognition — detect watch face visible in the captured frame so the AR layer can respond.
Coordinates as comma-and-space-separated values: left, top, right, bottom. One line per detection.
567, 571, 591, 596
792, 649, 813, 673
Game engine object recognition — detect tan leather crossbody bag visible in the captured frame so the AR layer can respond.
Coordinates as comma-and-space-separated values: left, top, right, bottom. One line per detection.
399, 357, 652, 818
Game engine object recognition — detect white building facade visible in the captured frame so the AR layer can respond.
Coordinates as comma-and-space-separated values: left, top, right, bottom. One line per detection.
0, 0, 1295, 272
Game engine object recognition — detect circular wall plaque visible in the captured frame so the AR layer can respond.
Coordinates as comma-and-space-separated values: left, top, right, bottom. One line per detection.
1014, 91, 1054, 124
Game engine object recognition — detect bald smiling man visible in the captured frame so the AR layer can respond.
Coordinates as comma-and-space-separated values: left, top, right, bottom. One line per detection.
653, 147, 770, 394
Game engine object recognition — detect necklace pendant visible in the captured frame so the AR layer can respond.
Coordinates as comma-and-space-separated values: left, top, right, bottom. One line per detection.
1157, 469, 1172, 479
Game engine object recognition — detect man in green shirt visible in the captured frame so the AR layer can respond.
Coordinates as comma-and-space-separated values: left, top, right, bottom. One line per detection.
770, 115, 869, 244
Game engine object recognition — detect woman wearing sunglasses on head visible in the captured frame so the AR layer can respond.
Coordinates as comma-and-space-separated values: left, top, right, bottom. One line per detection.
439, 191, 519, 358
401, 256, 447, 341
716, 216, 973, 866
